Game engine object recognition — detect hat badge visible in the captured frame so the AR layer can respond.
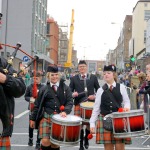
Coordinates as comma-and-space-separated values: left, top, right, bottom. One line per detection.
112, 66, 114, 70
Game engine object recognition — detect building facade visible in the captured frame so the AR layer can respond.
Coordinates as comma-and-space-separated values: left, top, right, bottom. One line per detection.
58, 25, 68, 66
86, 60, 105, 74
123, 15, 132, 62
106, 15, 132, 72
0, 0, 52, 71
130, 0, 150, 59
47, 16, 59, 65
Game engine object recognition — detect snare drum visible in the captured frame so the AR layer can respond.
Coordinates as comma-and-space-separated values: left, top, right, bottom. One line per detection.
112, 109, 146, 138
50, 114, 82, 146
80, 101, 94, 122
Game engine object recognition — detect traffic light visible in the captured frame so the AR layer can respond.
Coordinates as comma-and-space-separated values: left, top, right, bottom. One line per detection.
130, 55, 136, 66
130, 55, 136, 62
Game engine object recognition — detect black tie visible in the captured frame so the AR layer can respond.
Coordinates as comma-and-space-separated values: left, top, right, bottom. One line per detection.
52, 85, 57, 92
110, 85, 113, 92
82, 75, 85, 79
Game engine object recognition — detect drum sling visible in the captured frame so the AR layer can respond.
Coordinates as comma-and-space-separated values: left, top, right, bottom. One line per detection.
102, 84, 121, 131
79, 74, 91, 103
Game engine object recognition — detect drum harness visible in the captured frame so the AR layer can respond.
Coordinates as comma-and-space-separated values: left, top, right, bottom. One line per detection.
79, 73, 91, 103
102, 84, 128, 132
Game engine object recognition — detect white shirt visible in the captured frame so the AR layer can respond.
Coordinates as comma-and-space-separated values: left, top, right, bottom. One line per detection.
50, 82, 59, 90
89, 81, 130, 128
81, 73, 87, 79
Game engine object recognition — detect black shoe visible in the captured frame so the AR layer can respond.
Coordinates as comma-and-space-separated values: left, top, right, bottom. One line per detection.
28, 138, 33, 146
79, 129, 84, 150
84, 139, 89, 149
35, 143, 40, 150
84, 143, 89, 149
84, 129, 90, 149
79, 146, 84, 150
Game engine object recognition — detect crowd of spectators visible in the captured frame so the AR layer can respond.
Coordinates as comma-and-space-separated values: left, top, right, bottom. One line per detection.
117, 64, 150, 129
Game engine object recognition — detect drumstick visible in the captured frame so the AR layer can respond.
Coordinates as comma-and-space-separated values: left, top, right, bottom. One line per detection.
78, 91, 86, 95
80, 98, 89, 104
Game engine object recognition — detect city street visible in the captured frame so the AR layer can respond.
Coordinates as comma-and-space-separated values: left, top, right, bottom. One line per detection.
11, 80, 150, 150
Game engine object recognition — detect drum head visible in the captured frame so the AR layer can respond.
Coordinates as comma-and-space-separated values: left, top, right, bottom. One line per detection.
52, 114, 82, 123
112, 109, 144, 118
80, 101, 94, 109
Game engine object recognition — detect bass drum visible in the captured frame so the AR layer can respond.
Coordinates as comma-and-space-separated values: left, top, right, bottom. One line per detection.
50, 114, 82, 146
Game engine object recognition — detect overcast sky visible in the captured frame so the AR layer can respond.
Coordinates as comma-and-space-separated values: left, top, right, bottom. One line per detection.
47, 0, 138, 60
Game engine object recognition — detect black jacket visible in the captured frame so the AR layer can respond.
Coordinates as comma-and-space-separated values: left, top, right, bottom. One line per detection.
139, 81, 150, 95
69, 73, 100, 105
31, 79, 73, 122
0, 57, 26, 137
24, 83, 45, 110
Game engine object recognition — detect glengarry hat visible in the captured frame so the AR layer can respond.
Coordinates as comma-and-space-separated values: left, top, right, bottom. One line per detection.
47, 65, 58, 73
103, 65, 116, 72
78, 60, 87, 65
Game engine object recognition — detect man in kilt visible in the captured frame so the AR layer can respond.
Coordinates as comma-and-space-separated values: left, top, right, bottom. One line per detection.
30, 65, 73, 150
90, 65, 131, 150
24, 71, 44, 149
69, 60, 100, 150
0, 56, 26, 149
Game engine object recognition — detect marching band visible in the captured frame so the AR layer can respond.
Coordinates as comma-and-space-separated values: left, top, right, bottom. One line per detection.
0, 11, 149, 148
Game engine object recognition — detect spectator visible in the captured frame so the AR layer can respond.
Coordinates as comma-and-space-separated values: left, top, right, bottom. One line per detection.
146, 64, 150, 74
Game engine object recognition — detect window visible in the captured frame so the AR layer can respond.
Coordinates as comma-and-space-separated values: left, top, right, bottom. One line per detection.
144, 3, 148, 7
34, 34, 37, 50
89, 63, 96, 72
47, 23, 50, 34
144, 10, 150, 20
1, 52, 4, 56
144, 30, 147, 43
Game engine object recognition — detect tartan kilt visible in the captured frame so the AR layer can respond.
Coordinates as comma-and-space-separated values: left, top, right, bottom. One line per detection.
96, 115, 132, 144
39, 112, 52, 139
0, 136, 11, 150
74, 105, 89, 125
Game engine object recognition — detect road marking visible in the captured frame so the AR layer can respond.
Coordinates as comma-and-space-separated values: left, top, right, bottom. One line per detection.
14, 110, 29, 119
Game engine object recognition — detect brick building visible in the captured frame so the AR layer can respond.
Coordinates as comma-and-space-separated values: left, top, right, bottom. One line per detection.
47, 16, 59, 65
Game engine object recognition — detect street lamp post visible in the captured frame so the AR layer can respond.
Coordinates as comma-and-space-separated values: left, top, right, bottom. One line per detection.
111, 22, 123, 71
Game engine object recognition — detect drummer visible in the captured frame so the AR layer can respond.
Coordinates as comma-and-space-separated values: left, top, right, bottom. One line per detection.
69, 60, 100, 150
90, 65, 131, 150
30, 65, 73, 150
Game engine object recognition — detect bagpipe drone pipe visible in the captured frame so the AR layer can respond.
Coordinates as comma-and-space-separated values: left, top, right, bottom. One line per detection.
0, 42, 39, 132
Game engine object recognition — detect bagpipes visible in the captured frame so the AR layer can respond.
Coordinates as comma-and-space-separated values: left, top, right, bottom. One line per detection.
0, 43, 39, 132
0, 43, 39, 98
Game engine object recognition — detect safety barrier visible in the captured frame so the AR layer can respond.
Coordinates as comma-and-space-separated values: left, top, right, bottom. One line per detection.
125, 86, 137, 110
142, 94, 150, 146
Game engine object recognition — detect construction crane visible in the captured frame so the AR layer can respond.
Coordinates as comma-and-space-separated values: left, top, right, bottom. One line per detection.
64, 9, 74, 69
